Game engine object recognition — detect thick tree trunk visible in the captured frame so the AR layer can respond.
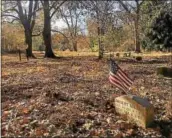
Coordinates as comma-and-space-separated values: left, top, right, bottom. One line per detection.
43, 1, 56, 58
24, 29, 35, 58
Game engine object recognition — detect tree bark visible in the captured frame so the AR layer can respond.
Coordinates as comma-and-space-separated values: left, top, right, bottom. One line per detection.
72, 40, 77, 51
134, 3, 141, 53
98, 26, 103, 59
95, 2, 103, 59
24, 28, 35, 58
18, 49, 21, 61
118, 0, 142, 53
134, 15, 141, 53
43, 0, 56, 58
16, 1, 37, 58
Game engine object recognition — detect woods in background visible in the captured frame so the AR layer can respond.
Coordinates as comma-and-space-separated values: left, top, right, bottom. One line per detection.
2, 0, 172, 58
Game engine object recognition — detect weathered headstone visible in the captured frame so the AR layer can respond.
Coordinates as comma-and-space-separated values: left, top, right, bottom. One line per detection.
114, 95, 154, 128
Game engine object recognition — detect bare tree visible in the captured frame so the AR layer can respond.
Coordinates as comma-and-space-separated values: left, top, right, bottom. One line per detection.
2, 0, 39, 58
58, 1, 83, 51
83, 0, 115, 59
117, 0, 145, 53
41, 0, 66, 58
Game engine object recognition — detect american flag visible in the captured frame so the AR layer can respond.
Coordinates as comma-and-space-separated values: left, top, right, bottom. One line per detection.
109, 59, 133, 93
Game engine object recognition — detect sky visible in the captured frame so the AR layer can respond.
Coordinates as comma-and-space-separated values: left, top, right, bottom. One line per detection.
52, 19, 68, 30
52, 15, 88, 35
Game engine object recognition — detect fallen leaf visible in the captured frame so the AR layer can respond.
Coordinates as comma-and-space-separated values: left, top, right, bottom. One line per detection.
114, 133, 123, 138
22, 108, 29, 114
35, 127, 47, 136
22, 118, 30, 124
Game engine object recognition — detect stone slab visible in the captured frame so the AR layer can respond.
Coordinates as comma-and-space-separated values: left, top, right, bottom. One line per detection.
114, 95, 154, 128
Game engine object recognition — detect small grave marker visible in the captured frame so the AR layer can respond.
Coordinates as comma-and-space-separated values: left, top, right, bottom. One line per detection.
114, 95, 154, 128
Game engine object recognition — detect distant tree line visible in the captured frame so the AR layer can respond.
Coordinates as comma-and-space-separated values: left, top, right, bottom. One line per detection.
1, 0, 172, 59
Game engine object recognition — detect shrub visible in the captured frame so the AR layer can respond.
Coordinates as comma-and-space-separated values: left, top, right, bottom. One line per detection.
123, 53, 127, 57
141, 37, 154, 51
123, 52, 131, 57
116, 53, 120, 57
127, 52, 131, 57
135, 56, 142, 61
144, 10, 172, 50
118, 39, 135, 52
39, 45, 45, 51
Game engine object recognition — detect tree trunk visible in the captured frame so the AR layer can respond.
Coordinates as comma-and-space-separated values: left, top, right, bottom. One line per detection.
95, 4, 103, 60
43, 0, 56, 58
72, 40, 77, 51
134, 20, 140, 53
134, 6, 141, 53
24, 29, 35, 58
98, 26, 103, 59
18, 50, 21, 61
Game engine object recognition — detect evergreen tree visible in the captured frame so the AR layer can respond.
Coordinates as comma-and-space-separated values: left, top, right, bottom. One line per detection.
148, 10, 172, 49
142, 6, 172, 51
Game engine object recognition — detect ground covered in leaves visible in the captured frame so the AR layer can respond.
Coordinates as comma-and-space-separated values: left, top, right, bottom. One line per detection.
1, 53, 172, 137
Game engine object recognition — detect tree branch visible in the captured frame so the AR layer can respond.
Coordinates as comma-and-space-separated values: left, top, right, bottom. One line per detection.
50, 1, 58, 11
28, 1, 33, 23
17, 1, 25, 24
31, 2, 38, 31
2, 8, 19, 15
2, 18, 19, 24
139, 0, 145, 7
2, 14, 20, 20
59, 8, 71, 33
50, 0, 67, 19
51, 29, 69, 40
117, 0, 131, 13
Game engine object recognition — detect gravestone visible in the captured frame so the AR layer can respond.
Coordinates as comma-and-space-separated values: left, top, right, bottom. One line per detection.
114, 95, 154, 128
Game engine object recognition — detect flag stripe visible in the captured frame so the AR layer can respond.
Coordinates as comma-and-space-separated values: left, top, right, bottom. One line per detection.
110, 75, 127, 91
109, 76, 127, 92
116, 71, 132, 87
110, 72, 130, 89
118, 69, 133, 84
109, 79, 126, 92
110, 71, 131, 88
108, 59, 134, 93
109, 75, 128, 90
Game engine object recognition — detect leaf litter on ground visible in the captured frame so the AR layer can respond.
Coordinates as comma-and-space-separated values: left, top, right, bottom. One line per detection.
1, 55, 172, 137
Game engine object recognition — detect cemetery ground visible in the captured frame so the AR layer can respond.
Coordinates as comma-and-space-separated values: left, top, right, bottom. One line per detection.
1, 51, 172, 137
